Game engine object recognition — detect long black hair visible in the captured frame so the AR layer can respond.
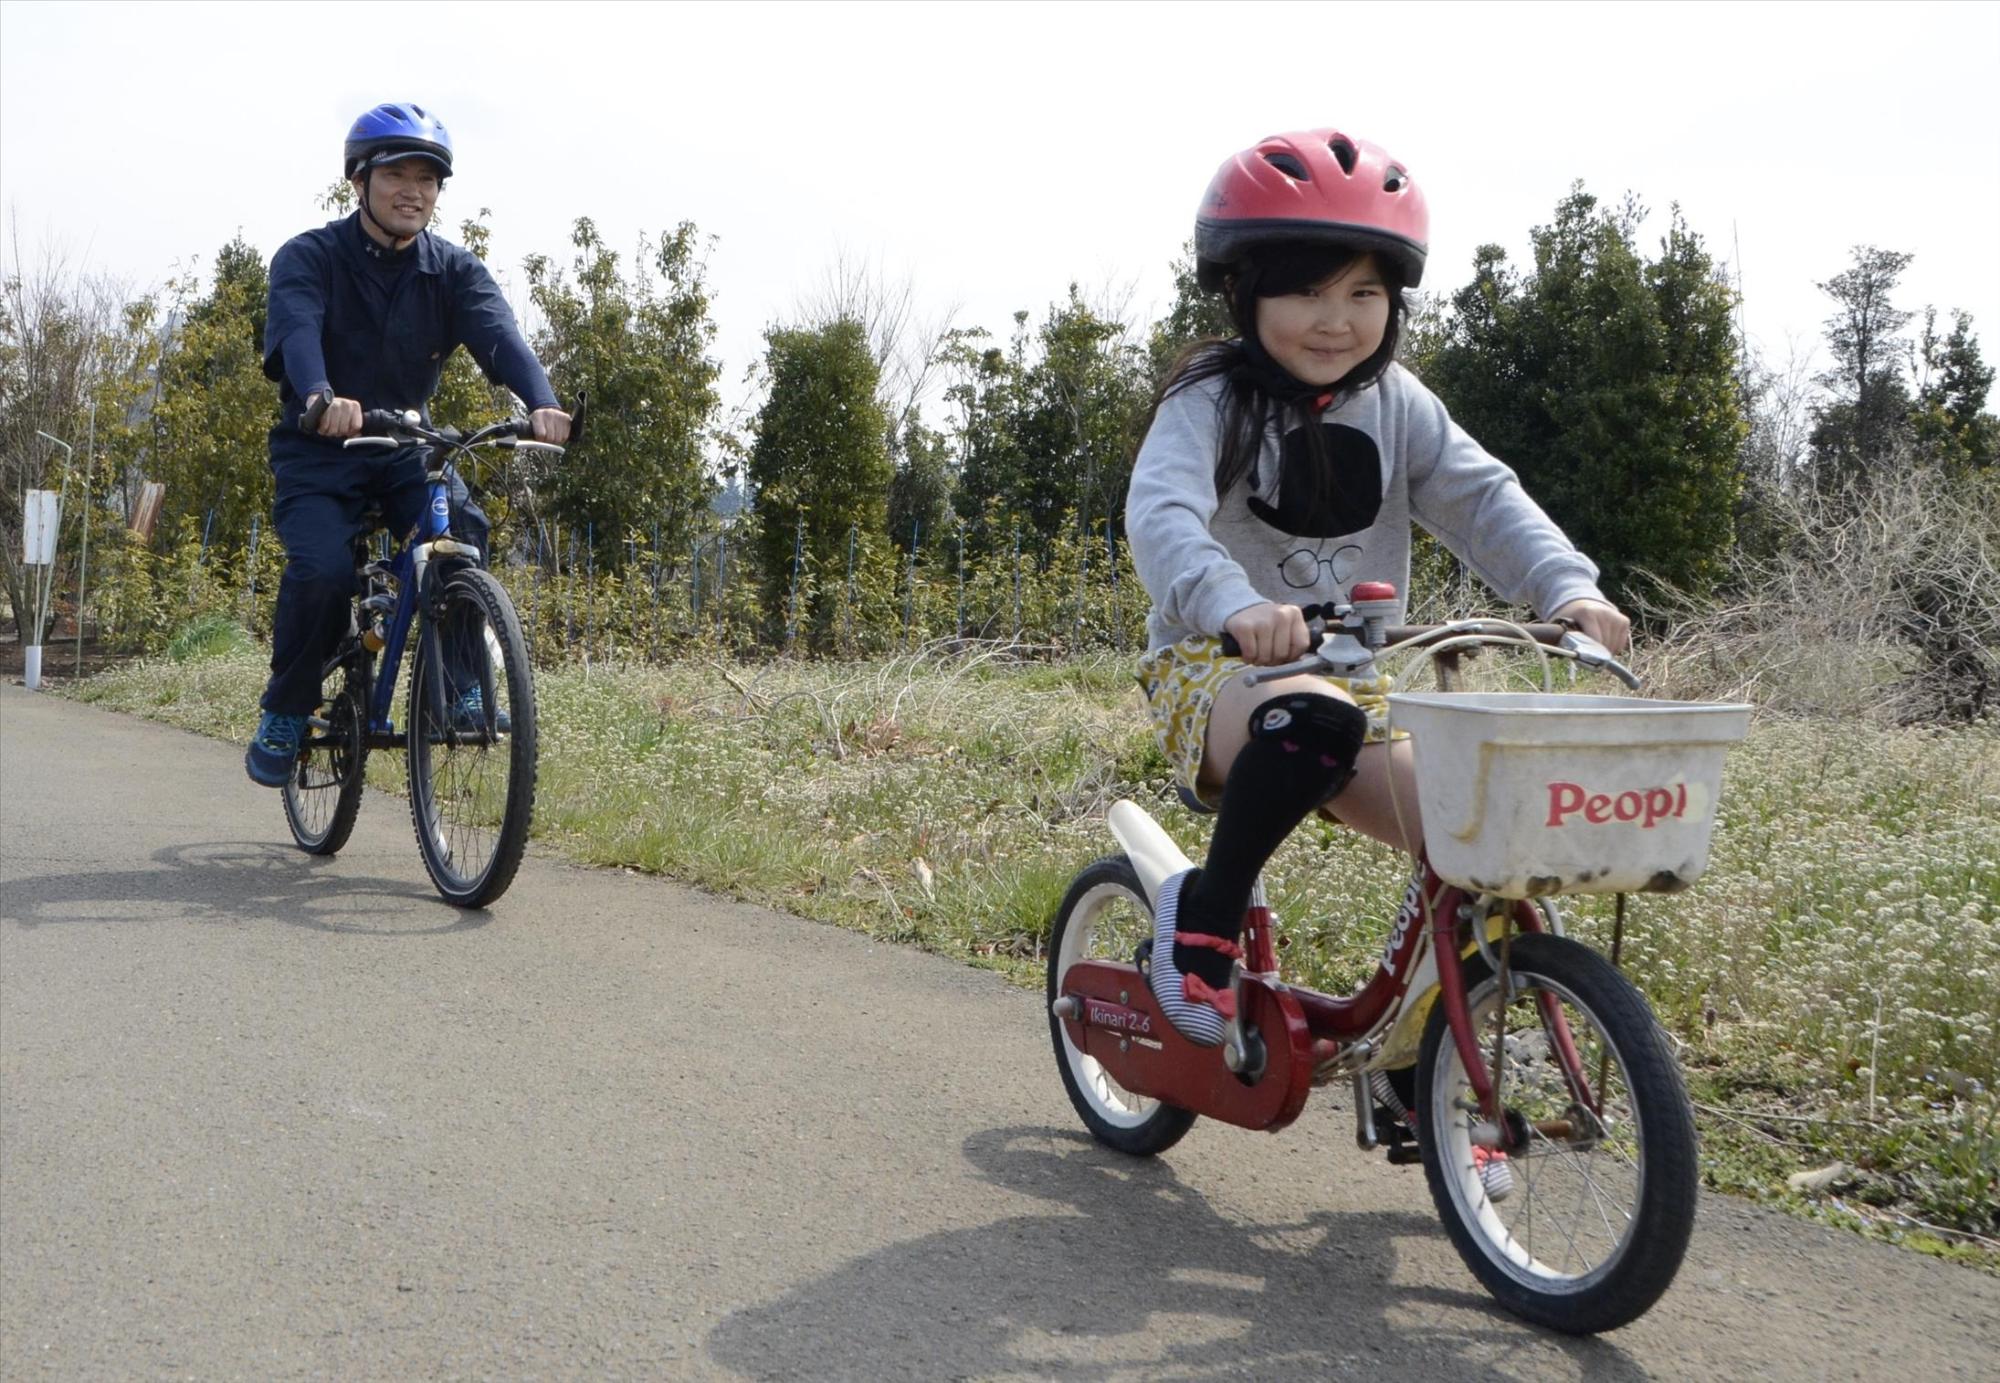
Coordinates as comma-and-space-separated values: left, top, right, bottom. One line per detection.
1150, 242, 1409, 506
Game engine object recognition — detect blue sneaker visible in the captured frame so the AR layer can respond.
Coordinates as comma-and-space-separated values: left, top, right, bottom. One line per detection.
450, 685, 510, 735
245, 712, 308, 787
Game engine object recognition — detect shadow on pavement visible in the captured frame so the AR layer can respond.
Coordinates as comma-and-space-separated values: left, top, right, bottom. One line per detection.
1, 839, 486, 936
709, 1125, 1648, 1381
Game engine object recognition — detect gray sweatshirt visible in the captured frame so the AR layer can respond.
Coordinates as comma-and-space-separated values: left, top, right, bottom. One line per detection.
1126, 361, 1607, 653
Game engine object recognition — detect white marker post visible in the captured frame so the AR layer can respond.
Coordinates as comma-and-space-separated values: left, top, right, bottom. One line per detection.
21, 489, 61, 690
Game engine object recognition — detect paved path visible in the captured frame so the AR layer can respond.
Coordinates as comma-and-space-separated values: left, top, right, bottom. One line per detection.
2, 684, 1995, 1379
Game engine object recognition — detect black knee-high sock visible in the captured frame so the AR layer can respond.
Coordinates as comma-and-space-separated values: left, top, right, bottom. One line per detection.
1174, 693, 1368, 988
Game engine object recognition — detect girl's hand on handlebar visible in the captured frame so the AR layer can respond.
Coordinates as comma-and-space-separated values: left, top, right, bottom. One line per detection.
529, 407, 571, 446
1550, 598, 1631, 656
1223, 602, 1312, 666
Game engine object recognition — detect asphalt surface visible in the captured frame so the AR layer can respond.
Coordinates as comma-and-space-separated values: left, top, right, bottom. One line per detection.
2, 683, 1996, 1380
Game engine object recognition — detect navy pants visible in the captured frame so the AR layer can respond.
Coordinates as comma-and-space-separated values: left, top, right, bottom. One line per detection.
261, 441, 489, 715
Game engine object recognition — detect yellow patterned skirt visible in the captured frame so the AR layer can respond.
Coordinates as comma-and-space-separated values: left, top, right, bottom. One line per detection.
1137, 635, 1399, 807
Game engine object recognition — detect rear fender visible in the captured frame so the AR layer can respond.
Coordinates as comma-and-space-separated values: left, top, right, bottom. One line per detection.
1107, 800, 1195, 908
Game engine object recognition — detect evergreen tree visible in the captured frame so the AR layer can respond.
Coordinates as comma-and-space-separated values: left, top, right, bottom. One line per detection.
149, 236, 276, 550
886, 414, 954, 554
1911, 307, 1998, 470
747, 317, 890, 644
951, 289, 1148, 556
429, 208, 513, 434
1807, 245, 1915, 489
525, 218, 722, 566
1419, 189, 1745, 603
1145, 239, 1233, 388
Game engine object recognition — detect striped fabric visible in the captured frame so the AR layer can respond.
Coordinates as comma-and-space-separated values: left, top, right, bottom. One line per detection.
1147, 867, 1229, 1047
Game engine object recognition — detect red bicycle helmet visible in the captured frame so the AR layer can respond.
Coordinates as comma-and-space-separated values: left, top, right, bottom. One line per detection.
1195, 129, 1429, 289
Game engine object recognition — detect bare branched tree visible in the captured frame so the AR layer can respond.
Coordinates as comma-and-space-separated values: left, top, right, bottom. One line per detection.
0, 229, 140, 636
799, 250, 961, 449
1639, 461, 1999, 723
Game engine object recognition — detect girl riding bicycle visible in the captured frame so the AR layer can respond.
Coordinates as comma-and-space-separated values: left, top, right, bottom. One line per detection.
1127, 128, 1632, 1049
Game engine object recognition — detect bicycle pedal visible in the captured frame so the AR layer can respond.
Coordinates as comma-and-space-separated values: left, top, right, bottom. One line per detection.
1384, 1143, 1423, 1166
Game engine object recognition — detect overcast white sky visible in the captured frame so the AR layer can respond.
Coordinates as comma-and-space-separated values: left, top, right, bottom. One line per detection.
4, 0, 1997, 421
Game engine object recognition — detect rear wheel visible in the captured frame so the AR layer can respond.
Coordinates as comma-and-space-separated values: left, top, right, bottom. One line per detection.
283, 655, 367, 855
1417, 934, 1697, 1334
407, 565, 537, 907
1047, 855, 1197, 1156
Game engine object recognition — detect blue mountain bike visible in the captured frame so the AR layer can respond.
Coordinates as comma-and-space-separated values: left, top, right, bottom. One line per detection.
280, 403, 580, 907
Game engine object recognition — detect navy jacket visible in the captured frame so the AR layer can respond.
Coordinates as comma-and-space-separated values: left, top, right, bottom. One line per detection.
263, 213, 559, 453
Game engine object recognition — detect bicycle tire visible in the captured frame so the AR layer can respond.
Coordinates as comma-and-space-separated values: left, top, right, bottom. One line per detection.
282, 657, 368, 856
406, 565, 538, 907
1417, 933, 1698, 1334
1047, 855, 1198, 1156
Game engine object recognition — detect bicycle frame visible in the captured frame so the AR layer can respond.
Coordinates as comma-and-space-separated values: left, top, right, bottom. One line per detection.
333, 458, 481, 747
1053, 827, 1584, 1137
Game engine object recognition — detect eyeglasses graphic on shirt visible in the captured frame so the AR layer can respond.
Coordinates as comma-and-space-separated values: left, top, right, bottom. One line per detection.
1278, 543, 1362, 590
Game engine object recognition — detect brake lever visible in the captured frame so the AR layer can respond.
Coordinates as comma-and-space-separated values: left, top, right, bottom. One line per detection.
1240, 643, 1336, 686
342, 437, 400, 451
1559, 631, 1642, 689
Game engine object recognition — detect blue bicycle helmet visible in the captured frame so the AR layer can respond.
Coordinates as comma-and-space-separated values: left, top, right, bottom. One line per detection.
343, 103, 453, 180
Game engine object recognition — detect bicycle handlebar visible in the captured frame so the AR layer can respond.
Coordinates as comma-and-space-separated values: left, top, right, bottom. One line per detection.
1222, 602, 1639, 690
305, 391, 587, 451
1220, 619, 1568, 660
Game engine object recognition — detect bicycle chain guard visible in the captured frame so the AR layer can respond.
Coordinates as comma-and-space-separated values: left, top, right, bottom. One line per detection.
1057, 960, 1314, 1132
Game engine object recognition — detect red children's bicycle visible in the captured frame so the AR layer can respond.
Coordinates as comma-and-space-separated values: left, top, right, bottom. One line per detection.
1047, 587, 1751, 1334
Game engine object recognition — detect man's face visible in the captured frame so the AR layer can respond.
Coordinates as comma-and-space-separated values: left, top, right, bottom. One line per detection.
354, 157, 442, 239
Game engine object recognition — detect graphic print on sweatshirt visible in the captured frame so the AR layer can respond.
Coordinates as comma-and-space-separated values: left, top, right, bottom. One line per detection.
1246, 422, 1385, 536
1245, 421, 1386, 596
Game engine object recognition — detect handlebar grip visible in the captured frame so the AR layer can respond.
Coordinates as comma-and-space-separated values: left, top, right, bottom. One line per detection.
510, 394, 586, 447
359, 408, 415, 436
1220, 611, 1325, 661
298, 391, 331, 435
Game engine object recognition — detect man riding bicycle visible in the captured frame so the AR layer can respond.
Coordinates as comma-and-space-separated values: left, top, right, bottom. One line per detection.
247, 102, 570, 787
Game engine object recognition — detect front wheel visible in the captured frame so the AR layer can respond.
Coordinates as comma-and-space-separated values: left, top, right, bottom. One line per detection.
407, 565, 538, 907
1047, 855, 1197, 1156
283, 655, 367, 855
1417, 934, 1698, 1335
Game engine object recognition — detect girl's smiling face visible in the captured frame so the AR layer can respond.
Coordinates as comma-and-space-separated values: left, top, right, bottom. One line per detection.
1253, 253, 1392, 387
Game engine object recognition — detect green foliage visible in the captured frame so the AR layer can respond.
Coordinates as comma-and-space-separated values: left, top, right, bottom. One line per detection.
1146, 239, 1233, 387
950, 287, 1149, 557
166, 612, 256, 663
748, 317, 892, 645
887, 415, 955, 555
429, 208, 512, 434
1420, 188, 1747, 605
1808, 245, 1917, 488
149, 236, 277, 551
87, 511, 282, 655
1911, 307, 1998, 471
525, 218, 723, 568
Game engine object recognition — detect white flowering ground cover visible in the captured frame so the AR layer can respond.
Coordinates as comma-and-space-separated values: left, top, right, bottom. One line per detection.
73, 644, 1999, 1265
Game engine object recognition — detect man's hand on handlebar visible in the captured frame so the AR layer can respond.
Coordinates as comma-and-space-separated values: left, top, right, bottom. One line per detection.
304, 391, 365, 439
1223, 601, 1314, 667
529, 407, 571, 446
1550, 598, 1631, 656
